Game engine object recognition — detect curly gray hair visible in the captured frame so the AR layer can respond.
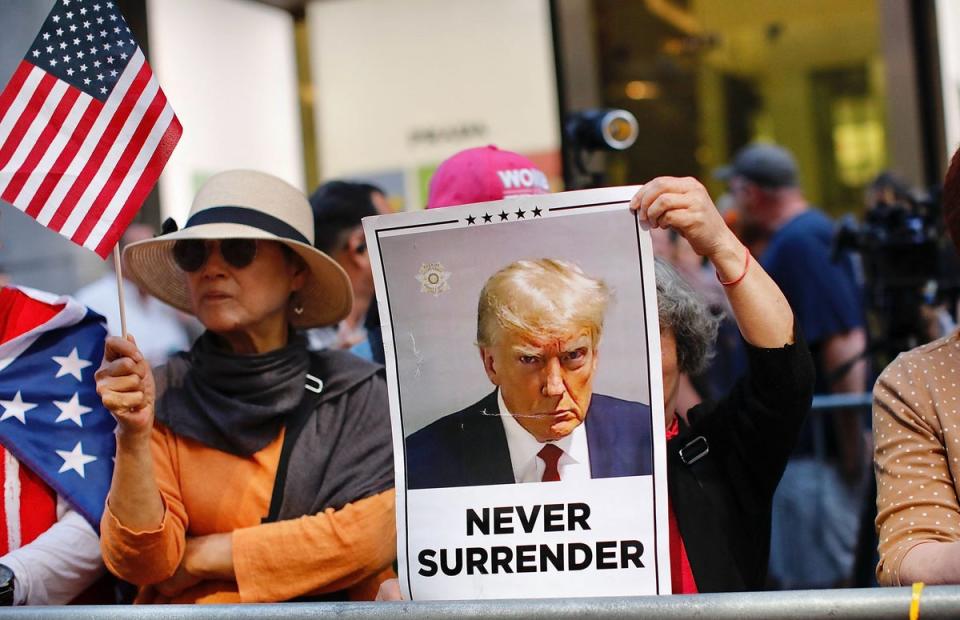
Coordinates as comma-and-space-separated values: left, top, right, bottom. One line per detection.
655, 258, 722, 375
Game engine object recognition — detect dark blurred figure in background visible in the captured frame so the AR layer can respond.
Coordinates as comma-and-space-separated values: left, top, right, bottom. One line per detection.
863, 171, 955, 341
717, 143, 869, 589
307, 181, 390, 362
864, 171, 909, 212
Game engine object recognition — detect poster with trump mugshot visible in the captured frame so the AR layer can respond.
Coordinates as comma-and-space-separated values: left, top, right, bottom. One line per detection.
363, 187, 670, 600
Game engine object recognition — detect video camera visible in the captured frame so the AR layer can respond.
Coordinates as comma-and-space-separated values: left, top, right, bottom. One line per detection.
834, 184, 941, 288
564, 108, 639, 189
833, 177, 960, 363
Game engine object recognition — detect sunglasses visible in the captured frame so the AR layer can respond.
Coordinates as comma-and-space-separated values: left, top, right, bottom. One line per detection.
172, 239, 258, 273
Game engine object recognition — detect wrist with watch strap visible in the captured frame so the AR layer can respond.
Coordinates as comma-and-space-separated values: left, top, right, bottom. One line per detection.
0, 563, 14, 605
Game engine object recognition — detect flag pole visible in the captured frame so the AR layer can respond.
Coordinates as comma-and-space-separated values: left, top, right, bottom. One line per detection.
113, 245, 129, 338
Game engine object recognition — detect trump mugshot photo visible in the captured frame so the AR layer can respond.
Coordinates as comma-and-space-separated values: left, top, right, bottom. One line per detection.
369, 202, 659, 491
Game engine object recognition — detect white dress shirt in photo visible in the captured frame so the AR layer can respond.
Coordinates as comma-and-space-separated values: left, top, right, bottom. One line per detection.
498, 390, 592, 483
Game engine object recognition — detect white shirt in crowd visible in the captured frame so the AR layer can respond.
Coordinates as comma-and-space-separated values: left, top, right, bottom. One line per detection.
75, 275, 191, 367
498, 390, 592, 483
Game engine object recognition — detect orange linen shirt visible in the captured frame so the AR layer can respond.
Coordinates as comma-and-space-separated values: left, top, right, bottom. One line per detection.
100, 423, 396, 603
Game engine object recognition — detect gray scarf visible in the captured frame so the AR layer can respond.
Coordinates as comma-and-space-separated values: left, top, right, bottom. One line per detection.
154, 334, 394, 525
155, 331, 310, 456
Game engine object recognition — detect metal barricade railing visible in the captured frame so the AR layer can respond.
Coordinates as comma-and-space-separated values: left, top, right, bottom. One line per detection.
811, 392, 874, 410
2, 586, 958, 619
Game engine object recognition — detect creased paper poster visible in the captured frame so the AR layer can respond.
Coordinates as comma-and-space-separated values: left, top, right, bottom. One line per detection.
363, 186, 670, 600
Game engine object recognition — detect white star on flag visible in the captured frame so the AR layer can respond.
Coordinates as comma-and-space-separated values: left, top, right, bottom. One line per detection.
0, 288, 117, 528
52, 347, 93, 380
0, 391, 39, 424
56, 441, 97, 478
53, 393, 93, 426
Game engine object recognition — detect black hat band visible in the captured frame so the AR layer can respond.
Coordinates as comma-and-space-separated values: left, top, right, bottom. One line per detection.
184, 206, 309, 245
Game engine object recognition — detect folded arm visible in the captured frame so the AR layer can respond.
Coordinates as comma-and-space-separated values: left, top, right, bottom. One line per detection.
231, 489, 396, 602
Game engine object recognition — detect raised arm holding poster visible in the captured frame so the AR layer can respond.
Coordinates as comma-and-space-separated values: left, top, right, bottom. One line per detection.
364, 186, 671, 600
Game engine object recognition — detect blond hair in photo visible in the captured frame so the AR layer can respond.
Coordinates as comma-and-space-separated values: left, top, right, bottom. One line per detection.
476, 258, 611, 348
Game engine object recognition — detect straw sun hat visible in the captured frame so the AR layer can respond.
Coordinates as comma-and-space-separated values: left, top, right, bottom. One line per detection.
123, 169, 353, 329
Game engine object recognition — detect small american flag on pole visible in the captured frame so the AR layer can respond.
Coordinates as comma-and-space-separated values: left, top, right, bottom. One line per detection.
0, 0, 180, 258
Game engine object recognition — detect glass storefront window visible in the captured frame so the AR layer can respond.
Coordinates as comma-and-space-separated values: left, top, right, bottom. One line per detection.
589, 0, 888, 217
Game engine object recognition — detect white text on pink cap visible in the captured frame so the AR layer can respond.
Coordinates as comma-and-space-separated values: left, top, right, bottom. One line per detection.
496, 168, 550, 194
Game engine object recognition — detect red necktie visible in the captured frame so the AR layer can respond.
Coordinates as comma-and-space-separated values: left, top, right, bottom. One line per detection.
538, 443, 563, 482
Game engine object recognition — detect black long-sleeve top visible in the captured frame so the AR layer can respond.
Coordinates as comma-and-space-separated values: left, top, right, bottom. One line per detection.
668, 327, 815, 592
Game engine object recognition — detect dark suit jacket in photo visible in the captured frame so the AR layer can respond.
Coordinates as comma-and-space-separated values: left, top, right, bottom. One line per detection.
405, 390, 653, 489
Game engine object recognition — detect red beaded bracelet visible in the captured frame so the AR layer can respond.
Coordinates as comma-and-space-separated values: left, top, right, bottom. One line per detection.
716, 248, 751, 287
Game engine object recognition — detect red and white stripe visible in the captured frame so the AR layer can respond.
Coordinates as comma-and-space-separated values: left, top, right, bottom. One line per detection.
0, 49, 181, 257
3, 449, 21, 552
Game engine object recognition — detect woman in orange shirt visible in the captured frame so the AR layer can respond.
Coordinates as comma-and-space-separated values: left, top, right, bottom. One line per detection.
95, 170, 395, 603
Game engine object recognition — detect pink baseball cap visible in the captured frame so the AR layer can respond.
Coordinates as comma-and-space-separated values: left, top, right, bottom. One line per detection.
426, 145, 550, 209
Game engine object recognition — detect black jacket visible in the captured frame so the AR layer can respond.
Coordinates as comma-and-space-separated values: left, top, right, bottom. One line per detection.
668, 328, 814, 592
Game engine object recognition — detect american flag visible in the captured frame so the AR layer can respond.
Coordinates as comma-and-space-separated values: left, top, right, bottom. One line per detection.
0, 287, 115, 528
0, 0, 181, 258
